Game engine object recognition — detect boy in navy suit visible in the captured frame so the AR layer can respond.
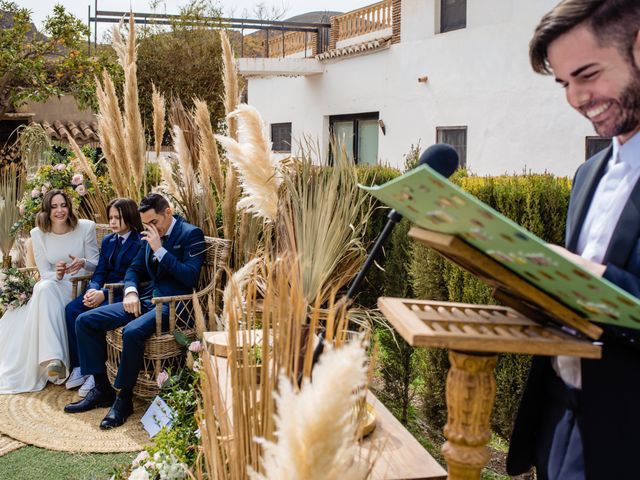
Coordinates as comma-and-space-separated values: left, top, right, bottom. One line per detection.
64, 198, 143, 395
64, 194, 205, 429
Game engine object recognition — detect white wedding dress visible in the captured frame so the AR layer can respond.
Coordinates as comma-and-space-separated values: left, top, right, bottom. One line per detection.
0, 219, 99, 394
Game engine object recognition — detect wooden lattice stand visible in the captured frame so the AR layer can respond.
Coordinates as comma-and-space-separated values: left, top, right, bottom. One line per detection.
378, 227, 603, 480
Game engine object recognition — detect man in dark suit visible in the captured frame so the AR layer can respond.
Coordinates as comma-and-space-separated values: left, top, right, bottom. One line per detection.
64, 193, 205, 429
64, 198, 142, 394
507, 1, 640, 479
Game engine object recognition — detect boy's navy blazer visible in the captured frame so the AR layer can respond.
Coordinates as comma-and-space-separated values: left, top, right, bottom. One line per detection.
123, 216, 205, 298
88, 231, 142, 296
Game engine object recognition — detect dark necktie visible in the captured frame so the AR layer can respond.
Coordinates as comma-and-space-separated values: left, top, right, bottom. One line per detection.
111, 236, 124, 265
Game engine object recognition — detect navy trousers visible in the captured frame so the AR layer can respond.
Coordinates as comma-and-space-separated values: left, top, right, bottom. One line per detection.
75, 298, 169, 390
65, 294, 111, 369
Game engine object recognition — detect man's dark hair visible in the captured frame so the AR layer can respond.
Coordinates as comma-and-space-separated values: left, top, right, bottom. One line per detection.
530, 0, 640, 74
138, 193, 170, 214
108, 197, 143, 232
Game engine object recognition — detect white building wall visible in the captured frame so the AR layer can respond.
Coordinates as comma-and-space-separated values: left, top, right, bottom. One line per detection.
246, 0, 597, 177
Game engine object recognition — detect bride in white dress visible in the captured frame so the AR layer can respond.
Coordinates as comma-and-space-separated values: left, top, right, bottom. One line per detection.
0, 189, 99, 393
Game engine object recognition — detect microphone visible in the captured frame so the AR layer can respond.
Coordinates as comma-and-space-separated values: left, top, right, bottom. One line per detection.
345, 144, 459, 299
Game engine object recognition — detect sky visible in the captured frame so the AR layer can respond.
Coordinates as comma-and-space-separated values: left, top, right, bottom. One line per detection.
19, 0, 370, 39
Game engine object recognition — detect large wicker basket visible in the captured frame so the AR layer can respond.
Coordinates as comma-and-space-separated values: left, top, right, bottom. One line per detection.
105, 235, 230, 398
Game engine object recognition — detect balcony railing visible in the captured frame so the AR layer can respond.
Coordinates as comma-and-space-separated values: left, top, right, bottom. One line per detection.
334, 0, 392, 43
268, 31, 318, 58
264, 0, 393, 58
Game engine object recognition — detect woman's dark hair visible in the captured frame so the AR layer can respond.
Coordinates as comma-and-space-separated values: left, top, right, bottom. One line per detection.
530, 0, 640, 74
107, 198, 143, 233
138, 193, 170, 214
36, 189, 79, 233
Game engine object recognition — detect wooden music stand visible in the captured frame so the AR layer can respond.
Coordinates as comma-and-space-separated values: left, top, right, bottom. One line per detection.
377, 226, 603, 480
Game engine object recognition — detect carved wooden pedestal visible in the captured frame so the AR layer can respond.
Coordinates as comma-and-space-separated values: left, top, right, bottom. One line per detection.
442, 351, 497, 480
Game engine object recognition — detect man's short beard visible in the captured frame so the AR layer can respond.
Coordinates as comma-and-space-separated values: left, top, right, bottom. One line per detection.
598, 62, 640, 137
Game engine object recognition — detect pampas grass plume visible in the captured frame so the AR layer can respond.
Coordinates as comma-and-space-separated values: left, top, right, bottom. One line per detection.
251, 341, 369, 480
216, 105, 282, 222
152, 84, 166, 159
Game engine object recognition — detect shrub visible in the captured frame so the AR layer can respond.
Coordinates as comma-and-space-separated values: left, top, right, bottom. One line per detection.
412, 173, 571, 438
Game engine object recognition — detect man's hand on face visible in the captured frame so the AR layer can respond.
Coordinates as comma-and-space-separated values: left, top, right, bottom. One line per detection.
83, 288, 105, 308
123, 291, 141, 317
141, 223, 162, 252
547, 244, 607, 277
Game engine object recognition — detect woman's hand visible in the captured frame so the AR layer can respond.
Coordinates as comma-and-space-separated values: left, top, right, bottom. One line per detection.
65, 255, 86, 275
55, 261, 66, 280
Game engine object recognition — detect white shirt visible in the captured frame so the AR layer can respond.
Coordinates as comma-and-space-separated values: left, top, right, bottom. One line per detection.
124, 217, 176, 297
554, 132, 640, 388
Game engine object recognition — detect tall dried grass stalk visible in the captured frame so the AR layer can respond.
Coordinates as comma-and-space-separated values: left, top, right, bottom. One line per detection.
170, 125, 200, 225
220, 30, 239, 140
152, 84, 166, 159
95, 70, 130, 198
0, 164, 24, 258
120, 14, 146, 186
219, 257, 261, 329
216, 105, 282, 222
193, 99, 223, 196
65, 135, 109, 223
251, 341, 370, 480
193, 99, 221, 237
158, 157, 179, 199
170, 97, 198, 172
223, 167, 239, 241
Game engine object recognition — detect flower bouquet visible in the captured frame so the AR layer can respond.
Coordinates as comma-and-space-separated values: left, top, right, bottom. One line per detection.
0, 267, 36, 316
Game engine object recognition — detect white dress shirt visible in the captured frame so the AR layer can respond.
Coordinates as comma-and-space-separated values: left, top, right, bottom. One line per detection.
124, 218, 176, 297
554, 132, 640, 388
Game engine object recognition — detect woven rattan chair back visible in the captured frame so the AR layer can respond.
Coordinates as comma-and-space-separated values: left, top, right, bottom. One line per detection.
106, 235, 231, 398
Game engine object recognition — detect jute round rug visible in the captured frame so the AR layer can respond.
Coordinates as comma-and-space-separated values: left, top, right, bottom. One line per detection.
0, 384, 150, 453
0, 434, 24, 456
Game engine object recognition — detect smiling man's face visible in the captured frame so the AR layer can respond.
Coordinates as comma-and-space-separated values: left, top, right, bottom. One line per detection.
548, 25, 640, 143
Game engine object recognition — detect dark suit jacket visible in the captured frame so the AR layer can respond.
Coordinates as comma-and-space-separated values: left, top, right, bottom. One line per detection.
88, 232, 142, 297
123, 215, 205, 298
507, 146, 640, 479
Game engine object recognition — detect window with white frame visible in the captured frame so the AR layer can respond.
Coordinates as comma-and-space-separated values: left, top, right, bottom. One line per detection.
437, 126, 467, 168
271, 123, 292, 153
440, 0, 466, 33
329, 112, 379, 165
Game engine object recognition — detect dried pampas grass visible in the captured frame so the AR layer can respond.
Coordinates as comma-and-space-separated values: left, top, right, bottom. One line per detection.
220, 30, 239, 139
251, 341, 370, 480
152, 83, 166, 160
216, 105, 282, 222
0, 164, 24, 259
219, 257, 262, 329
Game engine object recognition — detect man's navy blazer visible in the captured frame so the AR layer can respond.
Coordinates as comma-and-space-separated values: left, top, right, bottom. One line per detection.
88, 231, 142, 297
123, 215, 205, 298
507, 146, 640, 479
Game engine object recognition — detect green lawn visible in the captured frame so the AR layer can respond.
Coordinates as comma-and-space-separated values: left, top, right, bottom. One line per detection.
0, 446, 134, 480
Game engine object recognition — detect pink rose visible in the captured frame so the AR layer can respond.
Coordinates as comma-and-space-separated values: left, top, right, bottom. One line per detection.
31, 188, 40, 199
71, 173, 84, 186
188, 340, 202, 353
41, 185, 48, 195
156, 370, 169, 388
75, 184, 87, 196
19, 293, 27, 301
55, 163, 66, 170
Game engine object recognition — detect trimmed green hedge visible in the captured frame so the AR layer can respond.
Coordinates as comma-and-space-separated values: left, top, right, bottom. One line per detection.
357, 166, 572, 439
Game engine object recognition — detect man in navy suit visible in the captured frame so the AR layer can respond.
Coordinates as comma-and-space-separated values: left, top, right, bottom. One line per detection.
64, 198, 142, 394
507, 1, 640, 479
64, 194, 205, 429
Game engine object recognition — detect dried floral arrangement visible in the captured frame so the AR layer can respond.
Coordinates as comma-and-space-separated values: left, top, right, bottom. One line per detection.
0, 164, 25, 266
0, 267, 37, 316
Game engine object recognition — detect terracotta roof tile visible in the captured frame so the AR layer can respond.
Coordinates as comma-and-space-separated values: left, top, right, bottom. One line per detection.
37, 120, 99, 146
